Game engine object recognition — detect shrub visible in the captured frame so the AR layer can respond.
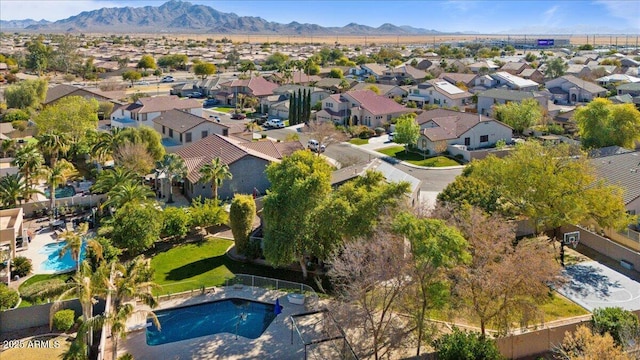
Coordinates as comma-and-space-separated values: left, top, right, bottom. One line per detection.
162, 207, 191, 238
433, 328, 503, 360
53, 309, 75, 332
2, 109, 29, 123
358, 127, 375, 139
11, 256, 32, 277
495, 139, 506, 149
20, 278, 66, 303
592, 307, 640, 348
547, 124, 564, 135
0, 284, 19, 310
374, 127, 386, 136
11, 120, 28, 131
229, 194, 256, 256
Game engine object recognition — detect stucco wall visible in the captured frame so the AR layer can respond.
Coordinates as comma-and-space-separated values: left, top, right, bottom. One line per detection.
0, 299, 105, 334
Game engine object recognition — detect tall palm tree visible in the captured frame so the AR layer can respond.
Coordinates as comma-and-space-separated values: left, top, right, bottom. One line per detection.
37, 131, 71, 167
0, 173, 37, 208
12, 143, 44, 201
59, 223, 103, 274
244, 121, 261, 133
198, 157, 232, 200
103, 182, 154, 210
90, 128, 120, 164
1, 139, 18, 158
41, 159, 77, 214
154, 153, 186, 203
92, 167, 138, 194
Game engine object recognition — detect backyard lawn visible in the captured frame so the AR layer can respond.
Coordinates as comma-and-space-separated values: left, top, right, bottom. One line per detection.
18, 273, 74, 307
151, 237, 325, 295
377, 146, 461, 167
349, 138, 369, 145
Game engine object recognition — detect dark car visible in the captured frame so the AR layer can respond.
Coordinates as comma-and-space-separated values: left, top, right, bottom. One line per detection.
231, 113, 247, 120
203, 99, 217, 107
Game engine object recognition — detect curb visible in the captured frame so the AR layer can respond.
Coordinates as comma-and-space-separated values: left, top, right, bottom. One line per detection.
344, 142, 466, 170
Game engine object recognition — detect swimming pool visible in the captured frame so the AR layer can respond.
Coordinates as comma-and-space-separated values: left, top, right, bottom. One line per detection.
44, 186, 76, 199
39, 241, 86, 272
146, 298, 277, 346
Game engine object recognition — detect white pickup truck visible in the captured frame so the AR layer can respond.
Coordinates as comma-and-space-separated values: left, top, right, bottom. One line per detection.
265, 118, 285, 129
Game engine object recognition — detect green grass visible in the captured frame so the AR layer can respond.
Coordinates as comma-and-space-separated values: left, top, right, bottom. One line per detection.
150, 237, 328, 295
349, 138, 369, 145
377, 146, 461, 167
18, 273, 73, 308
540, 292, 589, 322
213, 107, 234, 113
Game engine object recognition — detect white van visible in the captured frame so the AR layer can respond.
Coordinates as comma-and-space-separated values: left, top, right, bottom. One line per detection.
307, 139, 326, 153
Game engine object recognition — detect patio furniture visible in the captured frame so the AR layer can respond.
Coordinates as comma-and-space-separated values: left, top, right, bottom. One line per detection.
287, 293, 305, 305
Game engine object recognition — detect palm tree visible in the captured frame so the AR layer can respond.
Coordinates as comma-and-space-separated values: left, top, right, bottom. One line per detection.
37, 131, 71, 167
0, 173, 36, 208
198, 157, 232, 200
103, 182, 154, 210
41, 159, 77, 214
244, 121, 261, 133
59, 223, 103, 274
154, 154, 186, 203
12, 143, 44, 200
90, 128, 124, 164
92, 167, 138, 194
1, 139, 17, 158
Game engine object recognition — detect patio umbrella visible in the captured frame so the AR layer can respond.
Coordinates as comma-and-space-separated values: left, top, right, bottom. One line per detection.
274, 299, 282, 315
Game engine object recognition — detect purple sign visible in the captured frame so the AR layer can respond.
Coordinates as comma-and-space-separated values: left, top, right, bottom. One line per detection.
537, 39, 555, 46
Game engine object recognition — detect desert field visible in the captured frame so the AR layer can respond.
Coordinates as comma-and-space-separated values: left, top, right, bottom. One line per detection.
117, 33, 640, 47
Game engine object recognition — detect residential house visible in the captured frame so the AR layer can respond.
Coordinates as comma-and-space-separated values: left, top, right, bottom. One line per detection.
545, 75, 608, 105
407, 80, 472, 109
214, 77, 278, 109
359, 63, 387, 80
438, 73, 478, 89
176, 134, 303, 201
476, 88, 548, 116
596, 74, 640, 87
617, 83, 640, 107
590, 151, 640, 215
467, 60, 500, 74
267, 71, 322, 86
491, 71, 540, 91
518, 68, 545, 84
316, 90, 410, 127
43, 84, 124, 106
111, 95, 202, 128
378, 65, 427, 85
264, 85, 331, 119
331, 158, 422, 208
499, 62, 530, 75
152, 109, 229, 152
415, 109, 512, 155
350, 83, 408, 99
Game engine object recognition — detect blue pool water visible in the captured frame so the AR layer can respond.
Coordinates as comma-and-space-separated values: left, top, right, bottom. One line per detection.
39, 241, 86, 272
44, 186, 76, 199
146, 298, 277, 346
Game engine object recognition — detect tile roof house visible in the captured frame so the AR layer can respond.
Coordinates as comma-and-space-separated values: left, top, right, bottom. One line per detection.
491, 71, 540, 91
518, 68, 545, 84
152, 109, 229, 152
379, 65, 428, 85
265, 85, 331, 119
590, 151, 640, 215
597, 74, 640, 86
360, 63, 388, 79
415, 109, 512, 156
43, 84, 124, 106
316, 90, 410, 128
438, 72, 478, 88
350, 83, 408, 99
215, 77, 279, 108
545, 75, 608, 105
407, 80, 472, 109
476, 88, 549, 116
111, 95, 202, 129
176, 134, 302, 201
499, 62, 530, 75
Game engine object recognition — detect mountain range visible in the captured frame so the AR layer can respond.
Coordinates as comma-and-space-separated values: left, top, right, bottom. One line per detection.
0, 0, 444, 35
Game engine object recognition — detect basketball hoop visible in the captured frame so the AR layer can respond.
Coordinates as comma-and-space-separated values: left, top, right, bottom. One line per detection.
563, 231, 580, 249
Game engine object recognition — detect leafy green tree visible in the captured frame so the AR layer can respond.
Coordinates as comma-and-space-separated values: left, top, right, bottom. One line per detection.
575, 98, 640, 149
545, 57, 568, 78
263, 52, 289, 71
393, 113, 420, 148
136, 54, 156, 72
4, 78, 48, 109
263, 150, 332, 278
0, 284, 20, 310
189, 197, 228, 238
237, 60, 256, 77
229, 194, 256, 256
122, 70, 142, 86
193, 62, 216, 80
26, 38, 53, 76
0, 139, 17, 158
52, 34, 80, 75
592, 307, 640, 349
329, 68, 344, 79
439, 141, 631, 233
524, 52, 537, 62
35, 96, 99, 141
118, 126, 165, 161
433, 327, 503, 360
2, 109, 30, 123
110, 202, 163, 255
437, 176, 500, 213
161, 207, 191, 239
157, 54, 188, 70
198, 157, 232, 200
393, 212, 470, 356
493, 98, 543, 134
37, 131, 71, 167
155, 153, 186, 203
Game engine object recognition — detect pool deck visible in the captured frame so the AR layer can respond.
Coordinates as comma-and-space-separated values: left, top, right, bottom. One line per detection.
117, 286, 309, 360
18, 223, 76, 275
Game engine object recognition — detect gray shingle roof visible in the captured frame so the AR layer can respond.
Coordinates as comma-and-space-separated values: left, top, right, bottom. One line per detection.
477, 88, 538, 101
590, 151, 640, 205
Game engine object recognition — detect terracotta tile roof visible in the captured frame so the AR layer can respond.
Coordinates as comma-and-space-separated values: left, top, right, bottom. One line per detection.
417, 109, 501, 141
176, 134, 280, 183
438, 72, 478, 86
343, 90, 408, 116
350, 83, 405, 96
220, 77, 278, 97
152, 109, 228, 133
274, 141, 305, 157
129, 95, 201, 114
44, 84, 118, 105
590, 151, 640, 205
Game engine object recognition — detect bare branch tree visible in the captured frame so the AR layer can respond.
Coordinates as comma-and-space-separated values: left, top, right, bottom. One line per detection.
305, 120, 348, 153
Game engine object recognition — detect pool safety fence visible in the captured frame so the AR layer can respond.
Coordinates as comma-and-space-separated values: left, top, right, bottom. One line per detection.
290, 308, 359, 360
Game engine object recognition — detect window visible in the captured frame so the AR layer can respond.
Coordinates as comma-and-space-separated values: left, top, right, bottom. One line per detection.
326, 102, 333, 108
413, 89, 419, 95
480, 135, 489, 143
162, 126, 166, 134
185, 132, 192, 143
464, 137, 470, 146
202, 130, 208, 138
180, 133, 183, 142
169, 129, 173, 138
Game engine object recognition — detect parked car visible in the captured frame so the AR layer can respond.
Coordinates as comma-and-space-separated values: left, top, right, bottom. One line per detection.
136, 81, 150, 86
388, 132, 396, 142
203, 99, 217, 107
265, 118, 285, 129
189, 92, 203, 98
307, 139, 326, 153
231, 113, 247, 120
209, 115, 221, 122
161, 76, 175, 83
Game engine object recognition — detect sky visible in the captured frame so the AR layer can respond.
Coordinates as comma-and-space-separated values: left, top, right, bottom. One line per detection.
1, 0, 639, 34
